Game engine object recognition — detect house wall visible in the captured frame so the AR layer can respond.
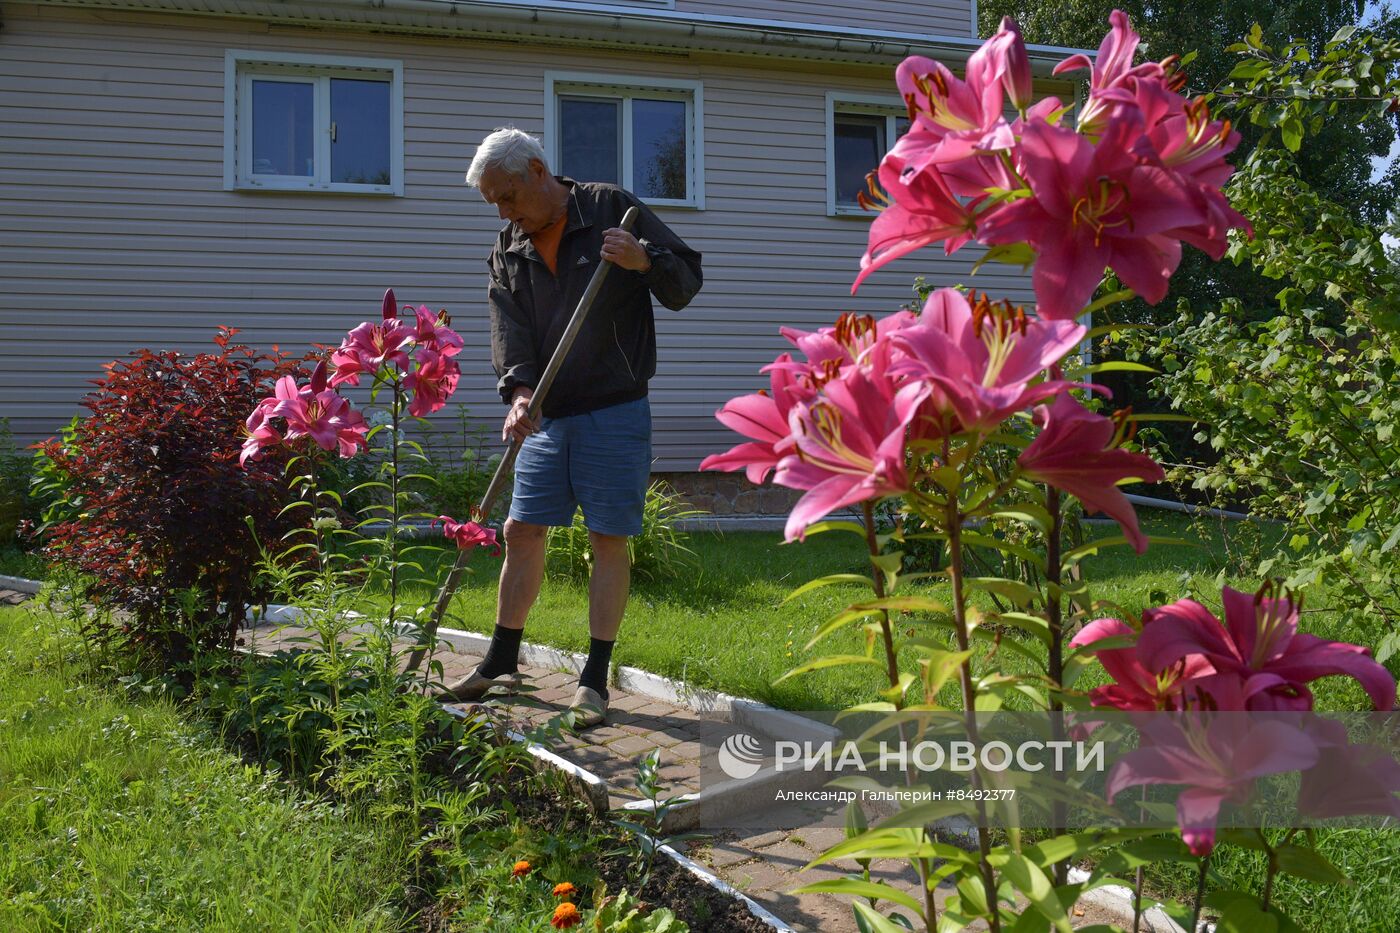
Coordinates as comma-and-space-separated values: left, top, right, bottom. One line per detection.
0, 3, 1046, 471
676, 0, 974, 38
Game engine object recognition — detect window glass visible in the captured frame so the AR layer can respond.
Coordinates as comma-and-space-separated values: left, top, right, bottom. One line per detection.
560, 96, 621, 185
632, 98, 687, 200
251, 80, 314, 177
833, 113, 886, 206
330, 78, 391, 186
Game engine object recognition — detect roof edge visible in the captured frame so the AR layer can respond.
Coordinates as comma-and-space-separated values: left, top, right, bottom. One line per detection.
26, 0, 1093, 69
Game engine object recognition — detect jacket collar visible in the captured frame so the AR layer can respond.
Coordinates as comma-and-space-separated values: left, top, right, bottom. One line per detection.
504, 177, 591, 258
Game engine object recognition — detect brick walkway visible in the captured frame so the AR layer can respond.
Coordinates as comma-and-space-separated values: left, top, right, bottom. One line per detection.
1, 587, 33, 606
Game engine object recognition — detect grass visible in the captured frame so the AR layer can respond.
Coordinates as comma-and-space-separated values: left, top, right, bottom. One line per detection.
368, 510, 1389, 712
0, 601, 414, 933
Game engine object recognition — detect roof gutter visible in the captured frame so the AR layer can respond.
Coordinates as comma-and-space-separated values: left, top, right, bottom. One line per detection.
29, 0, 1090, 70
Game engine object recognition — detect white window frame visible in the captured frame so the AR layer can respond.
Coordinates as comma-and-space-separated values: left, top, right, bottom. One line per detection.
826, 92, 907, 217
224, 49, 404, 196
544, 71, 704, 210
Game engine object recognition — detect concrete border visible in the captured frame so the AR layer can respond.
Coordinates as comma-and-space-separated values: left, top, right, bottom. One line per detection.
0, 574, 42, 594
1066, 867, 1190, 933
657, 842, 798, 932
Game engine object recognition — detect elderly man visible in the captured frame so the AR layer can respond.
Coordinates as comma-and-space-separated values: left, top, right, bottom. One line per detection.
441, 127, 703, 727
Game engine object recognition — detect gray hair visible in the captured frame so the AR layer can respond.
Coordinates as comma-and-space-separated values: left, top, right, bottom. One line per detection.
465, 127, 549, 187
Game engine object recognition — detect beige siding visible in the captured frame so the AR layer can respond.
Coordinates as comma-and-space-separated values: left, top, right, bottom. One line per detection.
676, 0, 973, 38
0, 3, 1035, 472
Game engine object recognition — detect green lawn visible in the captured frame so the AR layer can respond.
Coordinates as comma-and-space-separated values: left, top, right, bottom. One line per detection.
368, 511, 1387, 712
0, 602, 413, 933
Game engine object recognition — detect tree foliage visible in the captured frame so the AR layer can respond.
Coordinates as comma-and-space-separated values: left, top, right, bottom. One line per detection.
1118, 24, 1400, 650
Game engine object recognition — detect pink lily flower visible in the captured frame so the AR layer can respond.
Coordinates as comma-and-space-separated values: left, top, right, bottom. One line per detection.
852, 140, 980, 292
1070, 617, 1214, 711
1017, 393, 1164, 554
889, 288, 1087, 434
330, 289, 416, 387
437, 515, 501, 556
776, 311, 918, 382
1107, 688, 1321, 856
1053, 9, 1168, 138
1136, 585, 1398, 712
894, 14, 1020, 173
412, 305, 464, 358
239, 402, 282, 468
404, 348, 461, 418
267, 362, 369, 458
773, 360, 930, 541
698, 353, 806, 484
992, 17, 1033, 113
1295, 717, 1400, 821
978, 112, 1206, 320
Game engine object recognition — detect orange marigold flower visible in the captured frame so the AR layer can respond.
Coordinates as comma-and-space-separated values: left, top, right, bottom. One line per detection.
551, 902, 582, 929
511, 860, 531, 878
552, 882, 577, 898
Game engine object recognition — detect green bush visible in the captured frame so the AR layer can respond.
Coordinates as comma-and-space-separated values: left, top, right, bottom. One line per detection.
547, 482, 704, 583
0, 419, 31, 544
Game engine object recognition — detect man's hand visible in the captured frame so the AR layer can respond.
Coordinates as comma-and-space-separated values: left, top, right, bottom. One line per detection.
503, 388, 537, 442
601, 228, 651, 273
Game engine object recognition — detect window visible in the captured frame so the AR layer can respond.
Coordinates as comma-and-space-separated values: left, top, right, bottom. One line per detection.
224, 50, 404, 195
545, 73, 704, 209
826, 94, 910, 215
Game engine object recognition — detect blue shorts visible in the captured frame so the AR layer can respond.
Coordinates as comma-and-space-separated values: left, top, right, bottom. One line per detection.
509, 396, 652, 537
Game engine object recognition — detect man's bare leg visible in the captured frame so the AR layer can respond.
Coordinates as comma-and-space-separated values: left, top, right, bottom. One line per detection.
573, 530, 630, 713
496, 518, 549, 631
440, 518, 547, 698
586, 531, 630, 641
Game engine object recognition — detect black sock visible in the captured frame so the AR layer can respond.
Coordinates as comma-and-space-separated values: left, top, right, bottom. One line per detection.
475, 625, 523, 678
578, 637, 614, 700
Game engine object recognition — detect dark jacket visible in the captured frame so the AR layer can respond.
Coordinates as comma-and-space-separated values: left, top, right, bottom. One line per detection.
487, 179, 703, 419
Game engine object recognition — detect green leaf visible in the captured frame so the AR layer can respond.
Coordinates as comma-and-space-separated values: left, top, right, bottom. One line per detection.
960, 530, 1044, 567
1084, 321, 1152, 340
807, 607, 881, 647
1274, 844, 1349, 885
972, 242, 1037, 272
795, 879, 924, 915
852, 596, 948, 615
783, 573, 873, 604
804, 519, 870, 539
966, 576, 1040, 607
1063, 536, 1193, 561
774, 655, 882, 683
990, 505, 1052, 533
989, 853, 1072, 932
1081, 361, 1158, 375
852, 901, 918, 933
1080, 288, 1137, 318
808, 829, 971, 868
1217, 897, 1279, 933
920, 648, 974, 696
989, 611, 1052, 646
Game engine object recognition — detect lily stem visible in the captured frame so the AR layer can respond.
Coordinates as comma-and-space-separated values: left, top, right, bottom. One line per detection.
1190, 854, 1210, 932
1046, 483, 1068, 887
947, 492, 1001, 932
862, 499, 938, 930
